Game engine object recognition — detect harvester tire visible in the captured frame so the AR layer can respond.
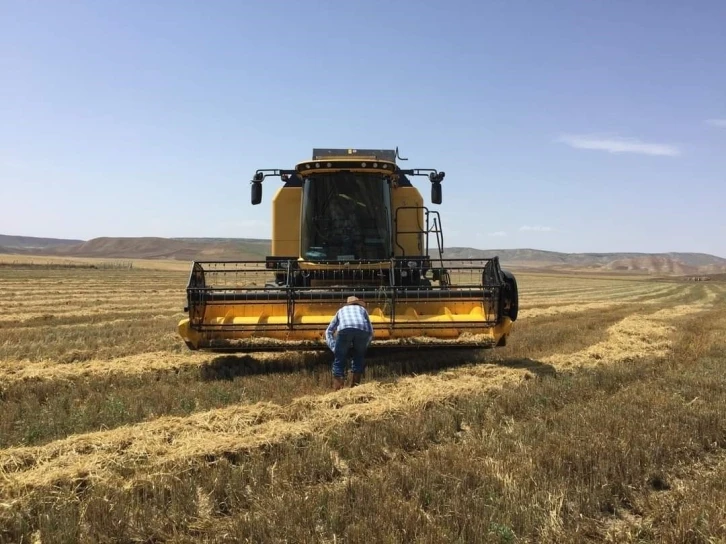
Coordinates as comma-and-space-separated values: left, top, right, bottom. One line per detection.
501, 269, 519, 321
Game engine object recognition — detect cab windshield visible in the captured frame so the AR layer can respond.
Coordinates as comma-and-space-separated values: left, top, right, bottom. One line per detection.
301, 173, 391, 260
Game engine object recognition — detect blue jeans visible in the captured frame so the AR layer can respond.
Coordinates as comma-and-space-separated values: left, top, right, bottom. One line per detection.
332, 328, 370, 378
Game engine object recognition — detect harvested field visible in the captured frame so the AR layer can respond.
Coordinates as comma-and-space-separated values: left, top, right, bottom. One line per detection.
1, 261, 726, 543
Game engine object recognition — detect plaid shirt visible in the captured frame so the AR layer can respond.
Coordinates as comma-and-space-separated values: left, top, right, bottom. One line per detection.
326, 304, 373, 348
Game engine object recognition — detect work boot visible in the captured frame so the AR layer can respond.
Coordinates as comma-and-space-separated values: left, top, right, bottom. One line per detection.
350, 373, 363, 387
333, 376, 345, 391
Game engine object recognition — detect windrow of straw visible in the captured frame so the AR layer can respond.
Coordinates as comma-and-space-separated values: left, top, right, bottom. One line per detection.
0, 351, 215, 384
543, 295, 720, 369
0, 362, 528, 499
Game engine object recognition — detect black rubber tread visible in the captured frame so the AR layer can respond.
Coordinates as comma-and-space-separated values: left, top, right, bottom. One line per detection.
501, 269, 519, 321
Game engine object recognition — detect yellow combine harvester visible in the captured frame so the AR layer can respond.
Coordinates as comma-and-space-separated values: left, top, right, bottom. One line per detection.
178, 148, 518, 352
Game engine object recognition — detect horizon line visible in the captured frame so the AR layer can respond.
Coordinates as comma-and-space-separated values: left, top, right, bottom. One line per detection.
1, 233, 724, 259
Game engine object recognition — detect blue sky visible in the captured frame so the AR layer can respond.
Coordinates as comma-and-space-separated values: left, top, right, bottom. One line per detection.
2, 0, 725, 256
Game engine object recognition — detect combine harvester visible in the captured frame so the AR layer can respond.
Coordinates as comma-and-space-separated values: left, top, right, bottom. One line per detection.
178, 148, 518, 352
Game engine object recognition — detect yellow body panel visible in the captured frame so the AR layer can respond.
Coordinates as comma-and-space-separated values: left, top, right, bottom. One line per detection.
391, 186, 424, 257
271, 187, 301, 256
269, 176, 427, 260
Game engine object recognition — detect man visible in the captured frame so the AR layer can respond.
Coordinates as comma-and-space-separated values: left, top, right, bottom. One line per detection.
325, 296, 373, 390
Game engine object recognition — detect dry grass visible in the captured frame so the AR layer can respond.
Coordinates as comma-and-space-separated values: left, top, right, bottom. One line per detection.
0, 264, 725, 542
0, 253, 193, 271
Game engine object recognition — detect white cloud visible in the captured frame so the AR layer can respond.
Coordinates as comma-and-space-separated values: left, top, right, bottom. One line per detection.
519, 225, 554, 232
556, 134, 680, 156
488, 231, 507, 237
705, 119, 726, 128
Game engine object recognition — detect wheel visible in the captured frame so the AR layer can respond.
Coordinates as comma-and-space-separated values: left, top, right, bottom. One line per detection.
501, 269, 519, 321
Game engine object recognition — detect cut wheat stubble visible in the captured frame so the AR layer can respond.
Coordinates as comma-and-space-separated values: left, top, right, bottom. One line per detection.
1, 290, 718, 501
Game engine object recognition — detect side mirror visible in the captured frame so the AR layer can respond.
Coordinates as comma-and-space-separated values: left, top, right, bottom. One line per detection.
431, 182, 442, 204
251, 181, 262, 205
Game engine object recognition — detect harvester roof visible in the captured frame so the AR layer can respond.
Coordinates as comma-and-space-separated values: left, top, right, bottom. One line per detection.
312, 148, 398, 162
296, 149, 399, 178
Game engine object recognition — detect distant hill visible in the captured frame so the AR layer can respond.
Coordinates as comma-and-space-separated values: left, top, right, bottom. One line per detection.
44, 237, 270, 261
603, 256, 699, 276
2, 235, 725, 275
442, 247, 726, 274
0, 234, 84, 251
0, 235, 270, 261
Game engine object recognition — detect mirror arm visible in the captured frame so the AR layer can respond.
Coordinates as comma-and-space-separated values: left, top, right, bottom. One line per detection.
252, 169, 296, 183
250, 169, 295, 205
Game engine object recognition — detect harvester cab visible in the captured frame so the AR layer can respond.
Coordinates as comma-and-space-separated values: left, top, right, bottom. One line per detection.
178, 148, 518, 352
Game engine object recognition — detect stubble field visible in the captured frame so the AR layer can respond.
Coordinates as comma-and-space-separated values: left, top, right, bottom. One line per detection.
1, 260, 725, 543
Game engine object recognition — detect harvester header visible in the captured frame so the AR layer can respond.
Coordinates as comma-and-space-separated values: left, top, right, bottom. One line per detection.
178, 147, 518, 352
